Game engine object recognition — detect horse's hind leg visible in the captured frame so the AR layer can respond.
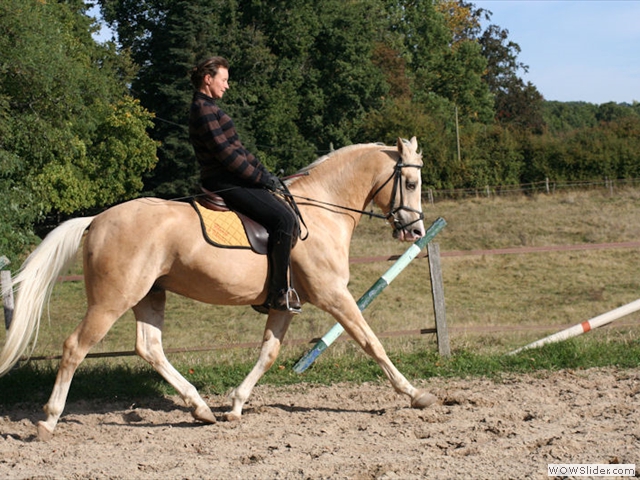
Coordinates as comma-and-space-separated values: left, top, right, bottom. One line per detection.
227, 311, 293, 421
133, 289, 216, 424
37, 306, 122, 440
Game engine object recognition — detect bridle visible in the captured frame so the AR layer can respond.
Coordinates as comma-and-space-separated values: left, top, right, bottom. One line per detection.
370, 157, 425, 233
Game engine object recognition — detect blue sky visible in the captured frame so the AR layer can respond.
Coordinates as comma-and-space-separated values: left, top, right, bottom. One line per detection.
473, 0, 640, 104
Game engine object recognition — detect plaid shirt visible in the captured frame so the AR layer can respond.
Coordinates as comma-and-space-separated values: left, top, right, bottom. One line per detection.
189, 92, 269, 186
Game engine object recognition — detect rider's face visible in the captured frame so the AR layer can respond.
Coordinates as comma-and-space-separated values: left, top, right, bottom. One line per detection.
204, 67, 229, 99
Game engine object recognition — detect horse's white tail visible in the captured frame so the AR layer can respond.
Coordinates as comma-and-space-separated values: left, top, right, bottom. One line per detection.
0, 216, 94, 376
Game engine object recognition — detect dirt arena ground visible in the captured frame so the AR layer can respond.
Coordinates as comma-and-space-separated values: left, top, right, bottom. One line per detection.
1, 367, 638, 479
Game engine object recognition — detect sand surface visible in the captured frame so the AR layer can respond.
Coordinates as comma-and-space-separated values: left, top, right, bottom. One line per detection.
1, 367, 639, 479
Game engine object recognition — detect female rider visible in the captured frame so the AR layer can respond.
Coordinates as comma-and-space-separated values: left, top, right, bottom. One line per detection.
188, 56, 300, 314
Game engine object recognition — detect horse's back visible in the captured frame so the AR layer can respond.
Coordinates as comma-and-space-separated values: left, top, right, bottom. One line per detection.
86, 198, 188, 258
92, 197, 193, 229
83, 197, 269, 305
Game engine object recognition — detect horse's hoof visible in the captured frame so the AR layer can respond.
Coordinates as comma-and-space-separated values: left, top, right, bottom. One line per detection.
224, 412, 241, 422
411, 390, 438, 409
192, 405, 216, 424
36, 421, 54, 441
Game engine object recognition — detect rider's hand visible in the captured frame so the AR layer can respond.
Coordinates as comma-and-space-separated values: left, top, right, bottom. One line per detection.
263, 174, 281, 192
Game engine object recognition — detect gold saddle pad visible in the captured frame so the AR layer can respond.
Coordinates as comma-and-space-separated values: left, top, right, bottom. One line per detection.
191, 200, 267, 254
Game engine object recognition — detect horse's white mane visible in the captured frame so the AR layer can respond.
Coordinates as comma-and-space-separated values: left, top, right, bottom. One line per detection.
285, 142, 392, 185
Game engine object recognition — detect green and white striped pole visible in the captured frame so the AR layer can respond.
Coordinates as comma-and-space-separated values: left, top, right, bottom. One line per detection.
293, 217, 447, 373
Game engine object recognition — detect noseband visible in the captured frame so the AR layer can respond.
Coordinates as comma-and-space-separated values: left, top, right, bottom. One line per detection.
370, 158, 425, 232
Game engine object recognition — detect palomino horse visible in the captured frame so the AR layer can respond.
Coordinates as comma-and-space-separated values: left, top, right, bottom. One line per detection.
0, 137, 437, 440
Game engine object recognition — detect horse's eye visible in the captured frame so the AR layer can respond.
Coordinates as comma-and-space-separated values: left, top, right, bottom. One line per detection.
406, 181, 417, 191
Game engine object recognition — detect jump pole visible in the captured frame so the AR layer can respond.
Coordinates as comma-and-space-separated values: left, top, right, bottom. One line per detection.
508, 298, 640, 355
293, 217, 447, 374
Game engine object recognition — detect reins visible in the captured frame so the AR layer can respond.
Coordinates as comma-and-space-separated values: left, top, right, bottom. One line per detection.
274, 178, 310, 241
192, 157, 424, 239
279, 157, 425, 235
280, 192, 389, 220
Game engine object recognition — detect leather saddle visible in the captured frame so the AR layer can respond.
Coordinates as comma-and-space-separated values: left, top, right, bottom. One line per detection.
192, 190, 269, 255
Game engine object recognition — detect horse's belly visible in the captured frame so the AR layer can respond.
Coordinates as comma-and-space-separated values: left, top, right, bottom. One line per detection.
158, 247, 269, 306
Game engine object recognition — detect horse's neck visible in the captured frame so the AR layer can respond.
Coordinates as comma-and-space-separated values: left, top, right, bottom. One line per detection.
291, 150, 386, 247
298, 150, 381, 212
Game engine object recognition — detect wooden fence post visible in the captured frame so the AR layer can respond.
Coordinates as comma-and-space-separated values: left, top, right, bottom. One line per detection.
427, 242, 450, 357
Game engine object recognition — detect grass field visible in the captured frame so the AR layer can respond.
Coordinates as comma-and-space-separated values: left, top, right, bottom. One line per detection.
2, 187, 640, 392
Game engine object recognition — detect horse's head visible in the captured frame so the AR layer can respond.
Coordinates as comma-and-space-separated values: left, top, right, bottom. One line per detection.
372, 137, 425, 242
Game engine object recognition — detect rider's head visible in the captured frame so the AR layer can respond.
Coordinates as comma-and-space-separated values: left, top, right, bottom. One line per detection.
191, 57, 230, 99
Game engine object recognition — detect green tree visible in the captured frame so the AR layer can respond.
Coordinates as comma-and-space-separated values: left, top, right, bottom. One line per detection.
357, 95, 461, 189
0, 95, 39, 259
129, 0, 215, 197
0, 0, 157, 262
385, 0, 492, 123
302, 0, 389, 148
542, 101, 599, 134
608, 116, 640, 178
596, 102, 636, 123
479, 23, 544, 131
521, 113, 640, 184
102, 0, 390, 196
103, 0, 317, 196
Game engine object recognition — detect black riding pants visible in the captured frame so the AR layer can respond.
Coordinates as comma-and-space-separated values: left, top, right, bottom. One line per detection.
202, 179, 297, 295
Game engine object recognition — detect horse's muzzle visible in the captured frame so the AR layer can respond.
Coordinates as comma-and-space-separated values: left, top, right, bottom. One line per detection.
393, 221, 426, 242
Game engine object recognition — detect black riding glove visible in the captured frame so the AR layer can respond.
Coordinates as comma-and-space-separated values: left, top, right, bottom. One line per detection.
263, 173, 281, 192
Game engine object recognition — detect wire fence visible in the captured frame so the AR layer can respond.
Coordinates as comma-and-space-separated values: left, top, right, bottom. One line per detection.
423, 177, 640, 203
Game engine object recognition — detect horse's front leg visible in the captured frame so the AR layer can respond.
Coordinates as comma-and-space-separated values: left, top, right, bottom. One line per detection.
323, 290, 438, 409
226, 311, 293, 421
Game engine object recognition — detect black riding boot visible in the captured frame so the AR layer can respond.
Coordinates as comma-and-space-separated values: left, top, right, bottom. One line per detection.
253, 231, 301, 314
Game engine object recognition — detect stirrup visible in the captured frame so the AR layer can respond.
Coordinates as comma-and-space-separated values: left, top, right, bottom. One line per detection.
276, 287, 301, 314
252, 288, 301, 315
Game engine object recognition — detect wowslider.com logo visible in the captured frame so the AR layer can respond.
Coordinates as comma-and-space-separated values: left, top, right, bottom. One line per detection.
548, 464, 635, 477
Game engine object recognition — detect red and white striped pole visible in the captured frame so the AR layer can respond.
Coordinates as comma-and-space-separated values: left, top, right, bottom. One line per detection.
509, 298, 640, 355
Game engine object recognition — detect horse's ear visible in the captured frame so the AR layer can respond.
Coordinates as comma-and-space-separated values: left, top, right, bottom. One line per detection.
397, 137, 418, 156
